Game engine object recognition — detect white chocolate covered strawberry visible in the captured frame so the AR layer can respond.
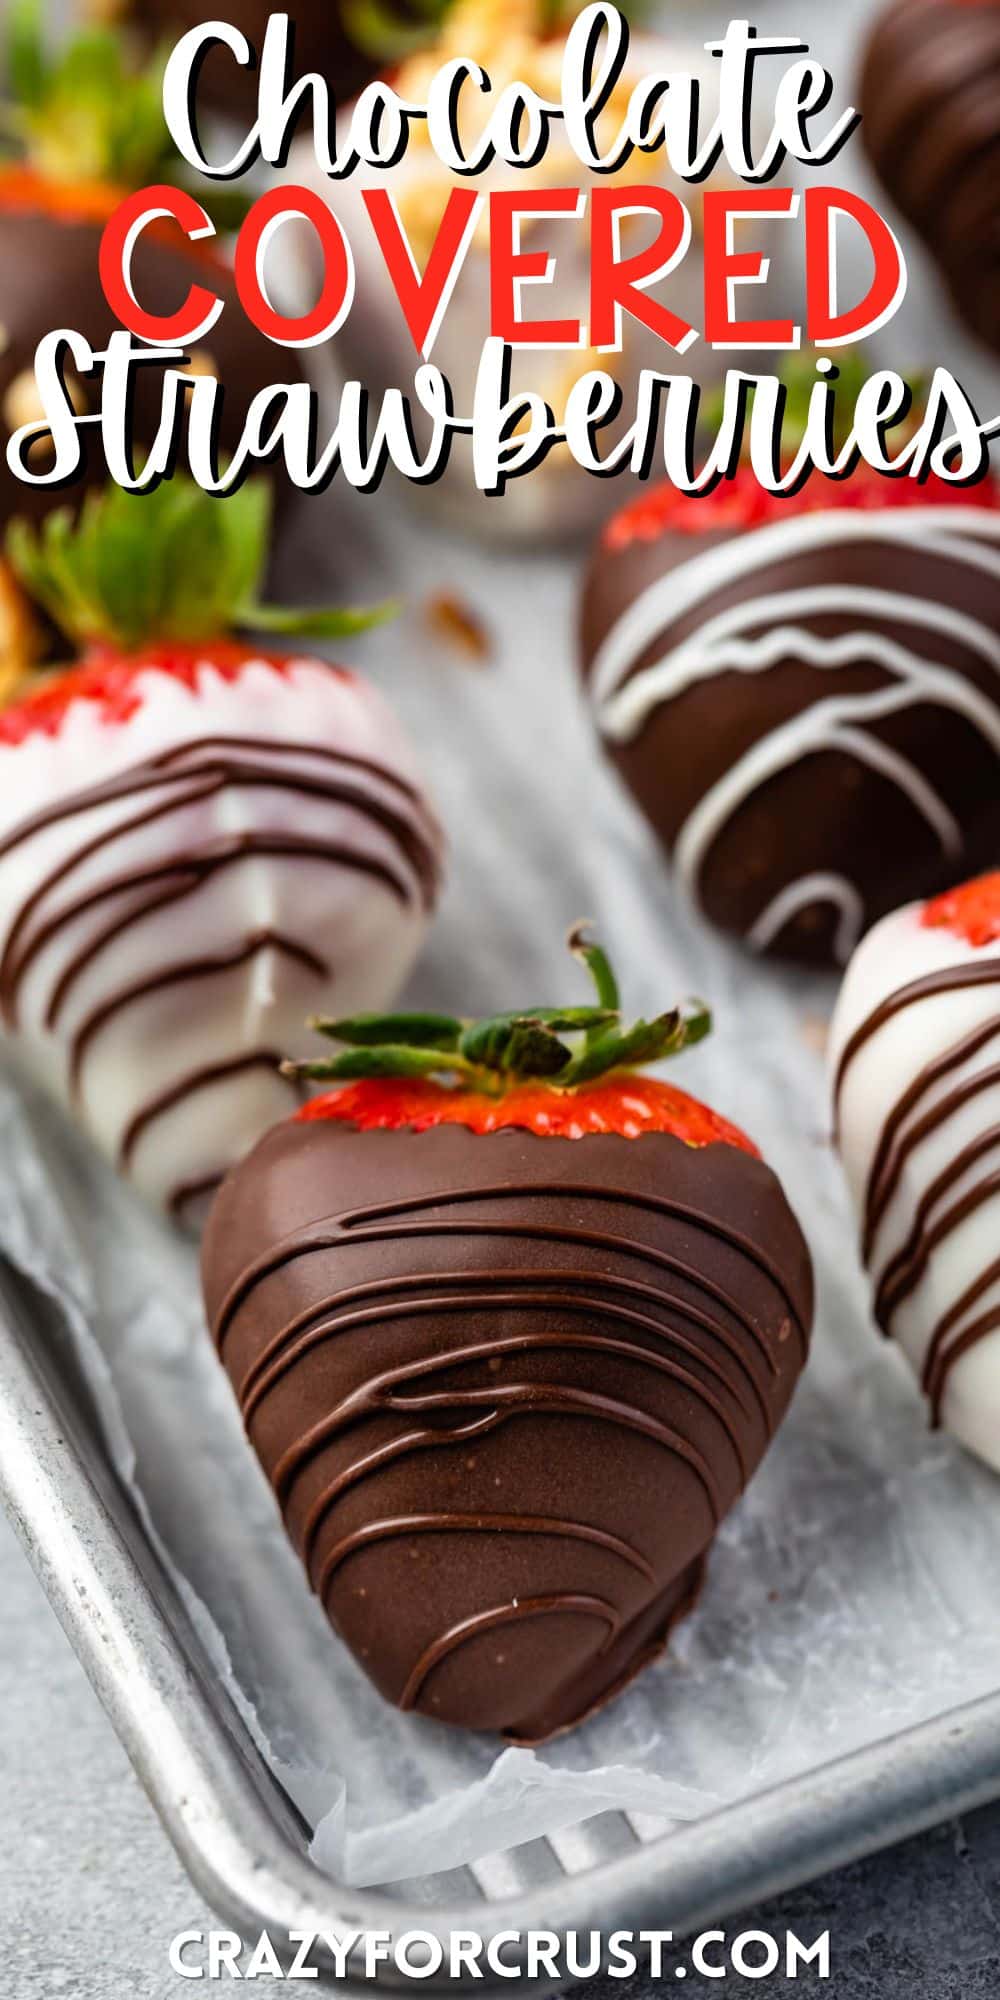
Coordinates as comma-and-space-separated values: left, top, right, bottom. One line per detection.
830, 870, 1000, 1470
0, 482, 443, 1219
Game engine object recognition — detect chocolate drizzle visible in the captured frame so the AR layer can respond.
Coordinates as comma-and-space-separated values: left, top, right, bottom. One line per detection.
66, 930, 326, 1096
315, 1513, 657, 1599
168, 1171, 225, 1224
833, 960, 1000, 1107
835, 954, 1000, 1420
202, 1119, 812, 1740
120, 1049, 289, 1169
875, 1124, 1000, 1327
0, 736, 441, 1036
580, 505, 1000, 965
0, 728, 442, 1202
398, 1596, 622, 1716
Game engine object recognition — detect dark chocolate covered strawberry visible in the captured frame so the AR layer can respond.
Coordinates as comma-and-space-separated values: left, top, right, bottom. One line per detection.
860, 0, 1000, 355
580, 392, 1000, 967
0, 478, 442, 1218
0, 5, 282, 534
202, 933, 813, 1741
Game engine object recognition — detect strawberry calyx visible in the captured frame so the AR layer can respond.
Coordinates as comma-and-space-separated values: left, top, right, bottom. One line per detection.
1, 2, 248, 229
5, 479, 394, 664
283, 926, 713, 1100
3, 1, 170, 189
296, 1073, 757, 1152
922, 872, 1000, 949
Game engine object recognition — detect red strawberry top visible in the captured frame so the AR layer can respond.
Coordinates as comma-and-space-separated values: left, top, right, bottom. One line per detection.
0, 161, 231, 278
604, 462, 1000, 553
922, 872, 1000, 949
297, 1073, 757, 1152
284, 929, 751, 1156
0, 164, 125, 227
0, 644, 308, 748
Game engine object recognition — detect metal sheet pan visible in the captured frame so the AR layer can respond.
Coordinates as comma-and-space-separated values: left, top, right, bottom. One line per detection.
5, 1252, 1000, 1989
5, 0, 1000, 1971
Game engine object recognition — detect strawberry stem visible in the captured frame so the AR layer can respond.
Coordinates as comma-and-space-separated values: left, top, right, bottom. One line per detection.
284, 932, 711, 1093
6, 480, 394, 656
568, 923, 621, 1013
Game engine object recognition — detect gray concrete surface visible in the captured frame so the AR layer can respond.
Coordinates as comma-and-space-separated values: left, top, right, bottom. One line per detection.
3, 1505, 999, 1996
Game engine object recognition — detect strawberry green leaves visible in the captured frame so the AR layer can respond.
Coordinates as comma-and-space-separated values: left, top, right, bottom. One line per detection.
293, 1044, 481, 1083
284, 929, 711, 1092
2, 0, 249, 226
4, 0, 173, 187
247, 601, 401, 641
7, 480, 394, 654
310, 1013, 466, 1050
559, 1004, 710, 1086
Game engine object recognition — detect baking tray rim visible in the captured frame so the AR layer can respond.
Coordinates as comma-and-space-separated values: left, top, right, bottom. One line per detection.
4, 1258, 1000, 1992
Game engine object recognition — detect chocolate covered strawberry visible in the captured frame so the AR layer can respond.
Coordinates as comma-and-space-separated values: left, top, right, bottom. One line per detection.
831, 868, 1000, 1474
0, 4, 282, 533
860, 0, 1000, 355
580, 381, 1000, 965
202, 933, 813, 1741
0, 478, 443, 1219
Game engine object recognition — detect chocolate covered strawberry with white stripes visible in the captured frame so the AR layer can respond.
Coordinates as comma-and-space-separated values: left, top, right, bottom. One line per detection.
860, 0, 1000, 355
830, 870, 1000, 1470
581, 445, 1000, 966
0, 481, 443, 1220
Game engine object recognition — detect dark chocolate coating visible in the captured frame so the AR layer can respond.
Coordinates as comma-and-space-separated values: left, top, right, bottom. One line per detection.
131, 0, 377, 118
0, 208, 288, 534
579, 509, 1000, 965
202, 1117, 812, 1741
860, 0, 1000, 353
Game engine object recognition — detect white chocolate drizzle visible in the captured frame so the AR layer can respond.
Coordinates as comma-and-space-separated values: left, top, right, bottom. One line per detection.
0, 659, 443, 1215
590, 509, 1000, 960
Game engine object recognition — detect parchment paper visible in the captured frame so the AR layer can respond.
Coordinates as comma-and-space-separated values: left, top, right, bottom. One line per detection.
3, 0, 1000, 1898
6, 486, 1000, 1888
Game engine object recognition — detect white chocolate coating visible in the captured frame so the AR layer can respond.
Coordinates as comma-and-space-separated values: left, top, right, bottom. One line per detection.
829, 898, 1000, 1470
0, 657, 443, 1216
